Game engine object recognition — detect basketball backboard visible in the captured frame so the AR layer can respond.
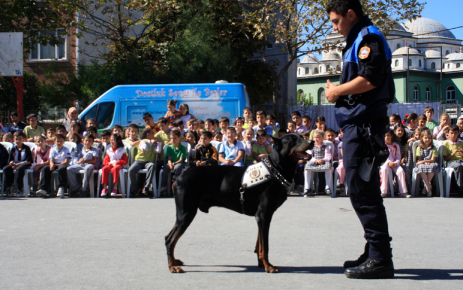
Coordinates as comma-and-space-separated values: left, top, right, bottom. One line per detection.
0, 32, 23, 77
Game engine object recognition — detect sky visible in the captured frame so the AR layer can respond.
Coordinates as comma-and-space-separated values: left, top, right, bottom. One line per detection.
304, 0, 463, 60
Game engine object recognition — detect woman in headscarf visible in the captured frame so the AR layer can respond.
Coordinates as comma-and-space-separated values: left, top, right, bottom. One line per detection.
63, 107, 79, 133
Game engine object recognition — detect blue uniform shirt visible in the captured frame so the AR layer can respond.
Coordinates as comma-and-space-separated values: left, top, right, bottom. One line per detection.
335, 16, 395, 129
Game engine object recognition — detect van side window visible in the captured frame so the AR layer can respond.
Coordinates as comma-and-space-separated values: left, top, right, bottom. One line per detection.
82, 105, 97, 123
96, 102, 115, 129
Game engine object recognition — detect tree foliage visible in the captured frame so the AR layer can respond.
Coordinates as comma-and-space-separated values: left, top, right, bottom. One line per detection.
0, 72, 45, 113
240, 0, 425, 115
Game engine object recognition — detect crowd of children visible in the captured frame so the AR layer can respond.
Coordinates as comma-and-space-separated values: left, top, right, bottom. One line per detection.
1, 104, 463, 198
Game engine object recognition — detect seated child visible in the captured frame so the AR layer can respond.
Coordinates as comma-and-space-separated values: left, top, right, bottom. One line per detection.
325, 128, 340, 167
3, 132, 32, 197
404, 113, 418, 139
100, 134, 128, 197
173, 119, 185, 135
242, 107, 253, 129
128, 128, 158, 196
413, 130, 440, 197
443, 125, 463, 192
242, 128, 255, 166
31, 136, 50, 189
417, 114, 430, 131
336, 141, 346, 195
2, 132, 13, 143
67, 134, 100, 197
251, 130, 272, 162
85, 118, 97, 132
219, 127, 245, 167
24, 114, 46, 142
253, 111, 273, 138
192, 132, 218, 167
186, 119, 199, 142
213, 131, 223, 142
185, 131, 196, 161
56, 125, 67, 141
219, 117, 230, 141
303, 130, 332, 197
36, 134, 71, 197
161, 130, 187, 193
247, 117, 257, 131
86, 126, 101, 144
46, 127, 56, 145
265, 114, 279, 138
112, 125, 124, 136
100, 130, 112, 151
69, 133, 84, 166
434, 112, 450, 141
380, 129, 408, 198
424, 106, 439, 133
205, 118, 215, 133
287, 121, 296, 133
292, 111, 308, 133
125, 124, 141, 146
69, 121, 83, 138
295, 131, 311, 194
143, 113, 160, 133
302, 116, 311, 133
196, 119, 205, 134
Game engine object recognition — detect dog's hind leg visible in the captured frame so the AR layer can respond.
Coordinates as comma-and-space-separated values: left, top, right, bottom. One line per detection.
256, 211, 279, 273
254, 231, 264, 268
165, 210, 198, 273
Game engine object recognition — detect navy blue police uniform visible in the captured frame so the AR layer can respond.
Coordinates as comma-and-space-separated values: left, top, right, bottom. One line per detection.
335, 16, 394, 262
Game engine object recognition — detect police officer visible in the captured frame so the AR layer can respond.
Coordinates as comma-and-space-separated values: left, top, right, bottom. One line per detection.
324, 0, 394, 279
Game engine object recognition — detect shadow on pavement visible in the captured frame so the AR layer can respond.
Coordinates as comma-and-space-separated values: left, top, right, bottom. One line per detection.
185, 265, 345, 274
395, 269, 463, 280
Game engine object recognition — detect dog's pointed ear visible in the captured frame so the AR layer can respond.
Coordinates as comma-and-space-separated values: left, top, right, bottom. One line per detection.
271, 136, 283, 151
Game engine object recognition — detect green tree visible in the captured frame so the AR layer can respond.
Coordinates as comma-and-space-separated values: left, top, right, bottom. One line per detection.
0, 72, 45, 114
241, 0, 425, 116
0, 0, 78, 56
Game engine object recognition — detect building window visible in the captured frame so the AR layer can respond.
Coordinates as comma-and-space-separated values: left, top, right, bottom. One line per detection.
426, 87, 431, 101
397, 43, 401, 49
413, 85, 419, 101
419, 59, 422, 67
395, 60, 399, 67
304, 67, 309, 74
314, 67, 319, 74
446, 50, 450, 55
408, 59, 412, 66
318, 88, 326, 105
446, 86, 456, 103
326, 64, 330, 71
30, 29, 67, 61
266, 43, 274, 50
431, 62, 436, 69
457, 63, 461, 68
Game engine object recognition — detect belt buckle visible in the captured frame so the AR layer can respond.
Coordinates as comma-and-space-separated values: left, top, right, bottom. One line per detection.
347, 98, 356, 106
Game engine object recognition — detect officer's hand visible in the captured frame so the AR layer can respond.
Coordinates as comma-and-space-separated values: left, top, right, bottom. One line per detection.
325, 80, 339, 103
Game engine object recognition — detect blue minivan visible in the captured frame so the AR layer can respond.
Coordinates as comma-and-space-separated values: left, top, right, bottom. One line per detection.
78, 83, 250, 131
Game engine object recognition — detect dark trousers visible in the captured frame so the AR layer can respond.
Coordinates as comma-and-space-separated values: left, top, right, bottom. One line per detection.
343, 123, 392, 261
39, 164, 68, 191
295, 163, 304, 186
3, 164, 30, 190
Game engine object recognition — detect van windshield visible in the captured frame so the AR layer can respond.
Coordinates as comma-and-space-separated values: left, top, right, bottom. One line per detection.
82, 102, 115, 129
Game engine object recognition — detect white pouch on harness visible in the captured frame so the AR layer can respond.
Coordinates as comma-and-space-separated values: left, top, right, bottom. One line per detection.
241, 162, 272, 189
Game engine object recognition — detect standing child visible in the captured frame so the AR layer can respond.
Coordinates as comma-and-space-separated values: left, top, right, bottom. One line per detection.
100, 134, 128, 197
179, 103, 195, 123
213, 131, 223, 142
233, 117, 245, 141
302, 116, 312, 132
164, 100, 182, 128
3, 132, 32, 197
251, 130, 272, 162
380, 130, 409, 198
242, 107, 253, 129
443, 125, 463, 193
394, 124, 409, 172
85, 118, 97, 131
24, 114, 46, 142
125, 124, 141, 147
31, 136, 50, 189
253, 111, 273, 138
205, 119, 215, 133
265, 114, 279, 138
186, 119, 199, 142
86, 126, 101, 143
69, 121, 83, 138
143, 113, 160, 133
160, 130, 187, 194
155, 118, 172, 162
424, 106, 439, 132
417, 114, 429, 131
69, 133, 84, 166
128, 128, 157, 196
404, 113, 418, 139
291, 111, 308, 133
336, 141, 346, 195
184, 131, 196, 162
192, 132, 218, 167
173, 119, 185, 135
67, 134, 100, 197
56, 125, 67, 141
247, 117, 257, 131
46, 128, 56, 145
3, 132, 13, 143
219, 127, 245, 166
303, 130, 332, 196
219, 117, 230, 141
196, 119, 205, 133
389, 114, 401, 130
434, 113, 451, 141
413, 130, 440, 197
36, 134, 71, 197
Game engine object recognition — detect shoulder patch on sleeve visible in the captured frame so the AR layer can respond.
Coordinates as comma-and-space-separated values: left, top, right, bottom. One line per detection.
359, 46, 371, 59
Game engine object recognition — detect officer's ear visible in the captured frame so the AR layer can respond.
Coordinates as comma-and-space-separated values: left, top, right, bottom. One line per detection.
271, 137, 283, 152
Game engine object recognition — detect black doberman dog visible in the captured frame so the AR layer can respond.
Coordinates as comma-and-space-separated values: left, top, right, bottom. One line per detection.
165, 134, 313, 273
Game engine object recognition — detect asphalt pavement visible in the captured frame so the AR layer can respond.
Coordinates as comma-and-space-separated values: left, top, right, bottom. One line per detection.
1, 195, 462, 289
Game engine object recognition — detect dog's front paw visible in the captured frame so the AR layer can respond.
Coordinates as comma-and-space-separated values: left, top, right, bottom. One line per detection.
173, 259, 184, 266
266, 266, 280, 273
169, 266, 185, 273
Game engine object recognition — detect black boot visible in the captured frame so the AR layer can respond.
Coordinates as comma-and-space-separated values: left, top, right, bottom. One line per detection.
345, 258, 394, 279
343, 251, 368, 268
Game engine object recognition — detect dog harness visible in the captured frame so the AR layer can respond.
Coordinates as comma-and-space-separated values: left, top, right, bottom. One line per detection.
239, 158, 293, 214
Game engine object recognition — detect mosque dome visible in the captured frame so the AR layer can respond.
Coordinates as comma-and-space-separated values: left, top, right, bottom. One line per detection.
322, 50, 341, 60
402, 16, 456, 39
300, 53, 319, 63
425, 49, 441, 58
392, 47, 423, 56
447, 53, 463, 61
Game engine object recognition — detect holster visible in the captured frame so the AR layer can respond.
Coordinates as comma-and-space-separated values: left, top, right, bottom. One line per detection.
359, 118, 390, 182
